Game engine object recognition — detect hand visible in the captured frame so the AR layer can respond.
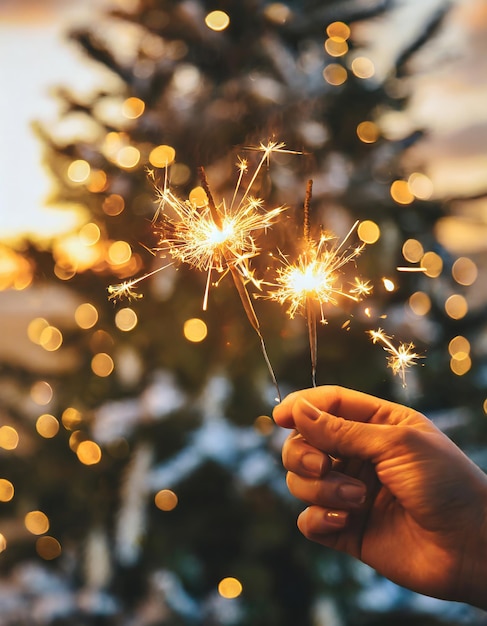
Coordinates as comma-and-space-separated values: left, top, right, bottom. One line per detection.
273, 385, 487, 609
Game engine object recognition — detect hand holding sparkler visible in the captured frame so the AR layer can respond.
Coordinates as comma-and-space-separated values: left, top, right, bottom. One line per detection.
273, 385, 487, 611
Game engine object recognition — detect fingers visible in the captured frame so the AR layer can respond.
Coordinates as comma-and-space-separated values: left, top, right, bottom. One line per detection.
298, 506, 350, 536
273, 384, 425, 431
282, 431, 332, 478
286, 471, 366, 510
273, 385, 384, 429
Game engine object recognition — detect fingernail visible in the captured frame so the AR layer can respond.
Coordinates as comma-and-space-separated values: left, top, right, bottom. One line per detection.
325, 510, 348, 527
300, 398, 322, 421
302, 452, 324, 475
338, 482, 366, 504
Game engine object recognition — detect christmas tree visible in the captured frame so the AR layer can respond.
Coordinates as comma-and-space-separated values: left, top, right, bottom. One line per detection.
1, 1, 487, 624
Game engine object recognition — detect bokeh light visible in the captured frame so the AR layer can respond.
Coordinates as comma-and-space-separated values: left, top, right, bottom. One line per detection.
390, 180, 414, 205
62, 407, 83, 431
87, 169, 108, 193
264, 3, 292, 24
39, 325, 63, 352
79, 222, 101, 246
445, 294, 468, 320
155, 489, 178, 511
25, 510, 50, 535
0, 479, 14, 502
28, 318, 49, 345
254, 415, 274, 435
68, 159, 90, 183
450, 354, 472, 376
0, 426, 19, 451
115, 307, 138, 331
351, 56, 375, 79
205, 10, 230, 31
322, 64, 347, 86
218, 577, 243, 599
116, 146, 140, 169
408, 172, 434, 200
36, 414, 60, 439
122, 96, 145, 119
183, 318, 208, 343
108, 240, 132, 265
356, 121, 379, 143
30, 381, 53, 406
91, 353, 114, 377
149, 144, 176, 168
357, 220, 380, 244
189, 186, 208, 208
402, 239, 424, 264
452, 257, 478, 286
76, 440, 102, 465
75, 303, 99, 329
421, 251, 443, 278
448, 335, 470, 359
36, 536, 62, 560
324, 37, 348, 57
326, 21, 351, 40
408, 291, 431, 316
103, 193, 125, 216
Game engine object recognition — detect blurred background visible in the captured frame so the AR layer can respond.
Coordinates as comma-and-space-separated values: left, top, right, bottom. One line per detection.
1, 0, 487, 624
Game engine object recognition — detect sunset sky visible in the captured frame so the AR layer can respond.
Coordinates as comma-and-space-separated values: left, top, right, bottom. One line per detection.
0, 0, 110, 242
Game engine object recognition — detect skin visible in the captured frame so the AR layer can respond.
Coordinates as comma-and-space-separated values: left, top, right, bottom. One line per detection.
272, 385, 487, 610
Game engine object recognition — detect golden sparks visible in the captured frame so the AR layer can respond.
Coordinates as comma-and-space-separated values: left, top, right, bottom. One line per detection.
267, 180, 371, 386
369, 329, 422, 387
109, 141, 298, 399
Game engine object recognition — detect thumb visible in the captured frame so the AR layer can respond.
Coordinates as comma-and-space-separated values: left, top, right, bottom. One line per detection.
293, 397, 393, 462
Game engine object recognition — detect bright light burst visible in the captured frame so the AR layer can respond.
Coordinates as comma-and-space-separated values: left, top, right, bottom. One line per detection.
266, 178, 372, 387
108, 141, 297, 400
269, 226, 371, 322
153, 184, 284, 309
369, 328, 422, 387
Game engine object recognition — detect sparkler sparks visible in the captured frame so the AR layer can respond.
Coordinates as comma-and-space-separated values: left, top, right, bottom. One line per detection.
107, 140, 423, 397
108, 265, 172, 302
109, 141, 298, 400
266, 180, 371, 386
369, 328, 422, 387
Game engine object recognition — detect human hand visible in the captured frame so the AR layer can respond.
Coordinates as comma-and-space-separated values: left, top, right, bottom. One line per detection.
273, 385, 487, 609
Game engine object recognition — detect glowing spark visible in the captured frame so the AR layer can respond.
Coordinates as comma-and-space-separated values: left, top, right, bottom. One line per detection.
369, 328, 422, 387
148, 145, 298, 399
266, 178, 370, 387
268, 223, 368, 322
396, 266, 427, 272
153, 169, 285, 310
108, 265, 173, 302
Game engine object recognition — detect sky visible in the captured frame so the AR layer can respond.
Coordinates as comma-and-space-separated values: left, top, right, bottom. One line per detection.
0, 0, 110, 243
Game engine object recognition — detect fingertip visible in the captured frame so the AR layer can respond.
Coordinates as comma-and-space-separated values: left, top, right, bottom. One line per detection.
272, 393, 298, 428
298, 506, 349, 537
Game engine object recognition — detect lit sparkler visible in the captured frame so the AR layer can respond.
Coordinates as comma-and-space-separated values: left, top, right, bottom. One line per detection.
109, 141, 294, 399
368, 328, 422, 386
267, 180, 372, 386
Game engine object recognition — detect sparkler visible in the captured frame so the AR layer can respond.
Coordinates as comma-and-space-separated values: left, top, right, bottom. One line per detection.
368, 328, 422, 387
266, 180, 372, 386
109, 141, 294, 400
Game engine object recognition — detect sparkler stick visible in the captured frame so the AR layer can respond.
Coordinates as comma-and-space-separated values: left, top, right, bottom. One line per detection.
302, 180, 318, 387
